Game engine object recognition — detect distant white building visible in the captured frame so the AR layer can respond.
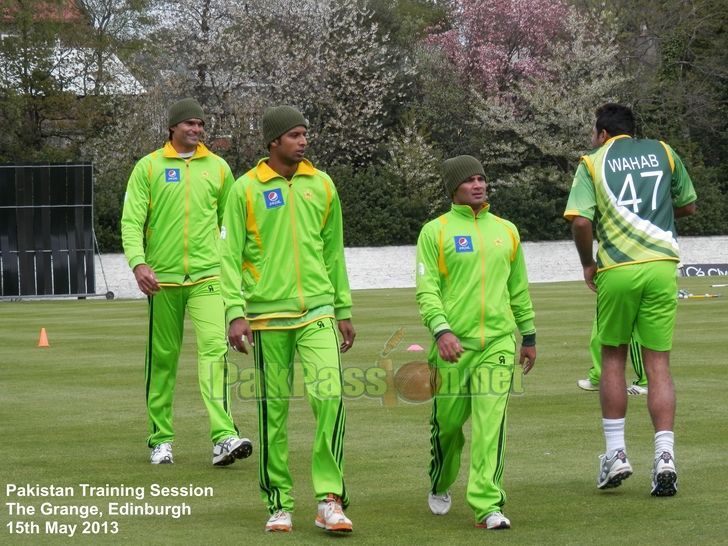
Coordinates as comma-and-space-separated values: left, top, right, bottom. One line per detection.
0, 1, 144, 96
49, 44, 145, 96
0, 41, 145, 96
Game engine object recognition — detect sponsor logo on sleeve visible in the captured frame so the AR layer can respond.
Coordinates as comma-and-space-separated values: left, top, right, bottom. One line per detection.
454, 235, 473, 253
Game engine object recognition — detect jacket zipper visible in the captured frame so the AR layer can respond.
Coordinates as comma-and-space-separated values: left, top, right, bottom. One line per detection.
287, 180, 306, 310
472, 213, 487, 350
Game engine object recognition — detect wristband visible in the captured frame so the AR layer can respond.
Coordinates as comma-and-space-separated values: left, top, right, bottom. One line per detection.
521, 333, 536, 347
434, 329, 452, 341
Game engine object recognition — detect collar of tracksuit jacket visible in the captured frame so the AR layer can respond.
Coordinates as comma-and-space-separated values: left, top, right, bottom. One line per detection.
162, 141, 211, 159
450, 202, 490, 218
253, 157, 316, 182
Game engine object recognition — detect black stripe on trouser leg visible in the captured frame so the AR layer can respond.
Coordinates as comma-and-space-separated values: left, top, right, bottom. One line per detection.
428, 398, 445, 494
327, 318, 349, 505
493, 372, 512, 508
595, 293, 601, 341
222, 352, 229, 414
145, 295, 157, 446
330, 319, 345, 461
331, 399, 348, 505
222, 352, 239, 434
331, 401, 344, 468
255, 331, 280, 511
428, 364, 445, 493
629, 337, 645, 383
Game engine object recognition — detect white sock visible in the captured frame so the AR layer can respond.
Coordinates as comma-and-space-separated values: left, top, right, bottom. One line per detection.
654, 430, 674, 459
603, 418, 626, 456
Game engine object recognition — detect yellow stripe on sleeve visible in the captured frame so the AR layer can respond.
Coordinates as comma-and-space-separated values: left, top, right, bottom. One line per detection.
659, 141, 675, 173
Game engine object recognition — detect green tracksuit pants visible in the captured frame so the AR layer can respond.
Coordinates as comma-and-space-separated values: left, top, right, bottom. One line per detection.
145, 278, 238, 447
252, 318, 348, 513
587, 319, 646, 386
429, 334, 515, 521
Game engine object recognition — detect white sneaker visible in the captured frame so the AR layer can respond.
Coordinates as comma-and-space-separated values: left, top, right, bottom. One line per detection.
597, 449, 633, 489
477, 511, 511, 530
150, 442, 173, 464
428, 491, 452, 515
212, 437, 253, 466
577, 379, 599, 391
651, 452, 678, 496
265, 510, 292, 532
627, 384, 648, 395
315, 494, 352, 533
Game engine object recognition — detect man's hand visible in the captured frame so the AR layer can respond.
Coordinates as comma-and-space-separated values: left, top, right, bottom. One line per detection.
583, 262, 597, 293
437, 332, 464, 363
133, 264, 160, 296
338, 319, 356, 353
519, 345, 537, 374
228, 318, 253, 354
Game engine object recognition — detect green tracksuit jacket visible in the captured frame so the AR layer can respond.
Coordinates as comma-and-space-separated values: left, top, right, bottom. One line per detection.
220, 158, 352, 324
416, 203, 535, 348
121, 142, 235, 282
417, 202, 535, 520
221, 157, 352, 513
120, 141, 238, 448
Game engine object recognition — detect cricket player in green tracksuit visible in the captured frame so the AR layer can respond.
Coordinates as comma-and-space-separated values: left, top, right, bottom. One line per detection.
221, 106, 355, 534
416, 155, 536, 530
564, 103, 696, 496
121, 98, 252, 466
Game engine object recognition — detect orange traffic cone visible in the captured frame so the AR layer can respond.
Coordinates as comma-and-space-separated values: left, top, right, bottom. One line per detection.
37, 328, 50, 348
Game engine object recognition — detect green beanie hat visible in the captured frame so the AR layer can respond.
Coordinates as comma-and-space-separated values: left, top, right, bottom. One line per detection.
168, 98, 205, 127
262, 105, 308, 145
442, 155, 486, 196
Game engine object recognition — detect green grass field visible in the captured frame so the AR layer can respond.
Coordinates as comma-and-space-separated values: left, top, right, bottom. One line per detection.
1, 277, 726, 544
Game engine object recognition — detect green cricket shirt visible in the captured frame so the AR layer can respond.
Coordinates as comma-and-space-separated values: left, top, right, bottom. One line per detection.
564, 135, 697, 271
416, 203, 536, 351
220, 158, 352, 325
121, 142, 235, 284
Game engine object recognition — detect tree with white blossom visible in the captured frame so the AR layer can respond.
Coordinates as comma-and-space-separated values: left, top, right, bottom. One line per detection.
139, 0, 401, 170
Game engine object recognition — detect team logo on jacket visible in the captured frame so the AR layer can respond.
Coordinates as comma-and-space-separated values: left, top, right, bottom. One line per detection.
264, 188, 285, 209
165, 168, 180, 183
454, 236, 473, 252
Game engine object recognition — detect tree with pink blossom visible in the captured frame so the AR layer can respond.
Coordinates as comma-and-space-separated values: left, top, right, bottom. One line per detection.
428, 0, 570, 93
